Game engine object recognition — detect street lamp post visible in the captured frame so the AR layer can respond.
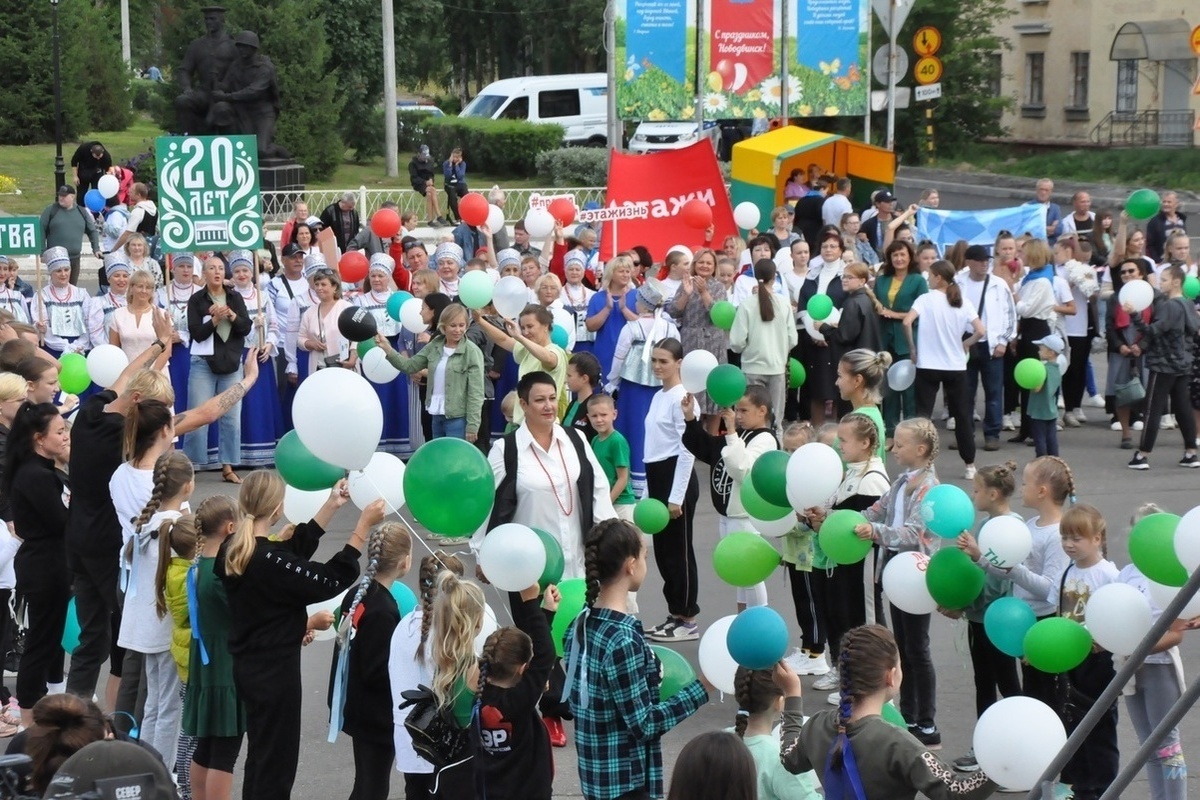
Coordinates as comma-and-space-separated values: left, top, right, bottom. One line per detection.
51, 0, 66, 195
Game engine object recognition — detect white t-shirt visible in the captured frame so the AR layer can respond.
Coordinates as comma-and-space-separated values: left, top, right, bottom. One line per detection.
427, 346, 456, 415
822, 194, 852, 229
117, 509, 180, 653
389, 610, 434, 774
909, 291, 978, 371
1051, 559, 1120, 621
109, 462, 155, 551
1055, 266, 1090, 337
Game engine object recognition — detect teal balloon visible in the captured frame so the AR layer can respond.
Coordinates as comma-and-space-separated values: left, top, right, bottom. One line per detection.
984, 596, 1037, 657
276, 430, 345, 490
652, 645, 697, 701
387, 291, 414, 321
818, 509, 871, 565
920, 484, 976, 539
727, 606, 788, 669
710, 300, 736, 331
1129, 513, 1186, 587
534, 528, 565, 589
740, 474, 791, 521
1014, 358, 1047, 390
62, 597, 81, 654
550, 578, 587, 657
634, 498, 671, 534
750, 450, 790, 508
1023, 617, 1092, 674
390, 582, 418, 616
924, 548, 985, 609
706, 364, 747, 408
713, 531, 780, 587
788, 358, 806, 389
1125, 189, 1161, 221
551, 324, 570, 349
59, 352, 91, 394
807, 294, 833, 321
458, 270, 494, 310
403, 438, 495, 535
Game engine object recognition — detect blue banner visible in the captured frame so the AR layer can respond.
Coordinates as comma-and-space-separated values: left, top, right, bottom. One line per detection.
626, 0, 688, 83
915, 205, 1049, 255
790, 0, 868, 116
795, 0, 860, 73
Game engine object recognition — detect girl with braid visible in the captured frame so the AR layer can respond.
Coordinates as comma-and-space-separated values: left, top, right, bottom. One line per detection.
777, 624, 997, 799
119, 450, 194, 777
389, 551, 464, 798
328, 522, 413, 800
732, 667, 820, 800
154, 512, 199, 799
564, 519, 709, 800
474, 581, 561, 800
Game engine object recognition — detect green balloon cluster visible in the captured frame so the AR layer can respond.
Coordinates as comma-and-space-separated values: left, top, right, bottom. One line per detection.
276, 430, 345, 491
807, 294, 834, 321
1125, 189, 1161, 221
818, 510, 871, 565
1023, 617, 1092, 673
788, 358, 806, 389
713, 531, 780, 587
59, 352, 91, 395
550, 579, 587, 657
652, 645, 697, 701
707, 364, 747, 407
402, 438, 495, 535
634, 498, 671, 534
1129, 513, 1186, 586
534, 528, 565, 589
739, 479, 791, 521
1013, 358, 1047, 390
925, 548, 985, 609
750, 450, 790, 508
710, 301, 736, 331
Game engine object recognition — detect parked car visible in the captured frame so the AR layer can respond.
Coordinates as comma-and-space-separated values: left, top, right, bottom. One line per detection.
460, 74, 609, 147
627, 121, 719, 154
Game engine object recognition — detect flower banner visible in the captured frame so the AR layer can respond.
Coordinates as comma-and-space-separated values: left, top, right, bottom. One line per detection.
616, 0, 696, 120
791, 0, 868, 116
701, 0, 781, 122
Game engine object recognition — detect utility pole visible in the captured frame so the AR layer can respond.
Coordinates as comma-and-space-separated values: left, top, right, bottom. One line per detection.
885, 1, 898, 151
121, 0, 131, 68
382, 0, 398, 176
605, 0, 621, 151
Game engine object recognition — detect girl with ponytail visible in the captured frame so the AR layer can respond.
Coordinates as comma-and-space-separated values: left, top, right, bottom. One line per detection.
474, 581, 560, 800
564, 519, 709, 800
733, 666, 820, 799
328, 522, 412, 800
216, 472, 383, 800
153, 512, 199, 799
777, 624, 995, 799
730, 259, 798, 435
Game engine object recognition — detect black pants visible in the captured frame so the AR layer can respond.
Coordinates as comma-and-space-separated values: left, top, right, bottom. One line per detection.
1030, 418, 1059, 457
890, 603, 936, 727
444, 183, 466, 222
66, 551, 123, 699
786, 565, 824, 654
914, 367, 976, 463
16, 585, 69, 710
1061, 652, 1119, 800
350, 736, 396, 800
475, 397, 493, 455
431, 756, 475, 800
234, 649, 302, 800
1003, 346, 1020, 415
1021, 616, 1058, 709
404, 772, 435, 799
1063, 335, 1091, 410
820, 561, 866, 663
1140, 371, 1197, 454
967, 619, 1020, 718
645, 458, 699, 618
114, 647, 145, 737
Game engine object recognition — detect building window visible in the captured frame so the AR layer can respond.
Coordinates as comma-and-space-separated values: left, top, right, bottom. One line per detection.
1068, 52, 1088, 109
1116, 60, 1138, 114
1022, 52, 1045, 117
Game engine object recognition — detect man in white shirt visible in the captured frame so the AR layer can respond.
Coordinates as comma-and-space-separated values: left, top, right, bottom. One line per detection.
1058, 191, 1094, 238
957, 245, 1017, 450
822, 178, 853, 229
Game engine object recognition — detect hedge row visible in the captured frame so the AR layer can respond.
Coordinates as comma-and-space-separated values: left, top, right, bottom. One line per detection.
536, 148, 609, 186
398, 114, 565, 177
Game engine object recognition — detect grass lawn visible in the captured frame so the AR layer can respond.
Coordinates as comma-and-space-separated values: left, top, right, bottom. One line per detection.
948, 144, 1200, 189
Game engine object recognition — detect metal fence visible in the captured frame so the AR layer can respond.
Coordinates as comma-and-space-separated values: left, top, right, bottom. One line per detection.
261, 186, 610, 227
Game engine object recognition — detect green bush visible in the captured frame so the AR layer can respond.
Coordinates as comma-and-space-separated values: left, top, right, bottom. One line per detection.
344, 102, 386, 163
536, 148, 609, 186
408, 118, 565, 177
131, 79, 157, 112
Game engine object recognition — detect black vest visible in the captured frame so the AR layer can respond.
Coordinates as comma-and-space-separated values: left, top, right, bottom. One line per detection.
487, 426, 595, 533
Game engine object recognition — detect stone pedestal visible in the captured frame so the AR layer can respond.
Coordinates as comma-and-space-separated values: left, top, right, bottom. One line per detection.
259, 159, 305, 218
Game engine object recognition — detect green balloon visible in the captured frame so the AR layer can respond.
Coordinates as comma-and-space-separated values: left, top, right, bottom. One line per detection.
1130, 513, 1186, 586
713, 531, 781, 587
59, 352, 91, 395
1184, 276, 1200, 301
534, 528, 565, 589
1125, 188, 1161, 221
710, 300, 736, 331
788, 358, 806, 389
807, 294, 833, 321
652, 645, 697, 701
1013, 358, 1047, 390
550, 578, 587, 657
1023, 617, 1093, 674
459, 270, 495, 310
750, 450, 791, 508
818, 509, 871, 565
403, 438, 495, 535
275, 430, 345, 491
357, 338, 378, 358
924, 548, 986, 609
739, 478, 791, 521
706, 364, 747, 408
881, 701, 906, 728
634, 498, 671, 534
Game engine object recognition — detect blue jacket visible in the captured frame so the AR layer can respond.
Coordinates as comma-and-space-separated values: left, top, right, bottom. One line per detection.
442, 159, 467, 187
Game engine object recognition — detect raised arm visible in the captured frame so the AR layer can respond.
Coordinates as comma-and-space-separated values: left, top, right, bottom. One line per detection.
173, 348, 260, 435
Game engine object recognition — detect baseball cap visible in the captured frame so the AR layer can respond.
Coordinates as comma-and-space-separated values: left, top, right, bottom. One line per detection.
57, 185, 74, 197
875, 190, 897, 204
281, 242, 303, 257
964, 245, 990, 262
44, 740, 177, 800
1032, 333, 1065, 354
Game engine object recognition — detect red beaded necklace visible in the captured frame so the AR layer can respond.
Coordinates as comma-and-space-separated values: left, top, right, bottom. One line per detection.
529, 438, 574, 517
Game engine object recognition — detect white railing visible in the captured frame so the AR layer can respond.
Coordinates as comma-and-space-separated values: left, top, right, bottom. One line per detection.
261, 186, 609, 226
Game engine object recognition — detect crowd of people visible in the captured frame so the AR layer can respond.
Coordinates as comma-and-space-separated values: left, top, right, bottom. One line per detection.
0, 176, 1193, 800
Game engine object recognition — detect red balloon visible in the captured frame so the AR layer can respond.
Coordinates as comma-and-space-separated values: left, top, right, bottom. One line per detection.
681, 198, 713, 230
339, 251, 369, 283
370, 207, 401, 239
458, 193, 490, 227
548, 197, 577, 226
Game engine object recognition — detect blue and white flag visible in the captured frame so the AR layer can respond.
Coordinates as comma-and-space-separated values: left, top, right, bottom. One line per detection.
915, 204, 1048, 256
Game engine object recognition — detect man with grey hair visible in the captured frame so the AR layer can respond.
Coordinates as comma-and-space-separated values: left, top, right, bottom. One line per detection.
485, 185, 509, 250
319, 191, 361, 251
1025, 177, 1062, 244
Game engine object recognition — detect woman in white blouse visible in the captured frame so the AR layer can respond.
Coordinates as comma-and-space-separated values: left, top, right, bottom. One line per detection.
298, 267, 357, 371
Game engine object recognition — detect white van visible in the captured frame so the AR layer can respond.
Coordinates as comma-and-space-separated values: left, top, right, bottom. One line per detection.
459, 74, 609, 147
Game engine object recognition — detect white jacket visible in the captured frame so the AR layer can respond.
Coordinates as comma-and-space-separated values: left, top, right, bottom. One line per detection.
956, 271, 1017, 352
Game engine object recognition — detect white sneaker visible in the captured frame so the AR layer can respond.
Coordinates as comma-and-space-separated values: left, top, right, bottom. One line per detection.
1133, 420, 1145, 431
946, 417, 957, 431
1163, 414, 1177, 430
1110, 421, 1122, 431
1002, 414, 1017, 431
964, 465, 977, 480
974, 412, 982, 422
784, 648, 830, 676
826, 690, 841, 706
1063, 411, 1080, 428
1056, 422, 1064, 431
812, 668, 840, 691
1073, 408, 1088, 423
1057, 395, 1065, 409
940, 409, 949, 421
1087, 394, 1107, 408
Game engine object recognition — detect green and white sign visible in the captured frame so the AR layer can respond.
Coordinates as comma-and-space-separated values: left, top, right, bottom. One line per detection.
156, 135, 262, 252
0, 217, 43, 255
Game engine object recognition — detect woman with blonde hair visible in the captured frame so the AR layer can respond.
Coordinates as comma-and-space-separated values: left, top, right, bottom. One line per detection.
586, 255, 640, 376
110, 270, 170, 371
124, 232, 164, 287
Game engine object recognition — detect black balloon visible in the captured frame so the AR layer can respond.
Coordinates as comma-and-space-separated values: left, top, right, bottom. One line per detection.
338, 306, 377, 342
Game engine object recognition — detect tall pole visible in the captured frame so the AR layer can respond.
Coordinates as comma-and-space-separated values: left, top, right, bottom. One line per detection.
52, 0, 66, 195
605, 0, 620, 151
693, 0, 704, 134
779, 0, 788, 123
382, 0, 398, 176
864, 7, 872, 144
120, 0, 131, 68
884, 0, 898, 151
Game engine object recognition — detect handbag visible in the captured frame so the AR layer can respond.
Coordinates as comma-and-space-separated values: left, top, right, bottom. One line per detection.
398, 684, 469, 767
1114, 359, 1145, 407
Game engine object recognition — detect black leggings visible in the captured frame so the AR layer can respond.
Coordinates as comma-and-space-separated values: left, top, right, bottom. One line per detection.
890, 603, 936, 728
644, 457, 699, 618
1063, 335, 1091, 410
193, 734, 243, 772
914, 367, 976, 463
234, 649, 302, 800
16, 586, 68, 710
785, 565, 824, 654
819, 560, 867, 665
350, 737, 396, 800
967, 620, 1020, 718
1140, 371, 1197, 454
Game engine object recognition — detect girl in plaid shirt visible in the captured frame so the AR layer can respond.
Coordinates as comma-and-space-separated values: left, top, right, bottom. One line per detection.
565, 519, 710, 800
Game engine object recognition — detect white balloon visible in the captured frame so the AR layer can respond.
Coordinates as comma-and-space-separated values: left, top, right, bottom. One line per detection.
361, 347, 400, 384
1085, 583, 1152, 656
976, 516, 1033, 569
733, 201, 761, 230
698, 614, 740, 695
478, 523, 547, 592
550, 307, 577, 350
305, 588, 349, 642
887, 359, 916, 391
524, 208, 556, 239
474, 603, 499, 656
798, 311, 825, 343
284, 485, 332, 526
493, 275, 531, 320
86, 344, 129, 388
348, 452, 407, 513
881, 551, 938, 615
1119, 279, 1154, 313
749, 512, 796, 538
399, 297, 426, 334
486, 204, 506, 238
293, 368, 383, 470
97, 173, 120, 199
785, 443, 842, 511
1173, 506, 1200, 572
973, 697, 1066, 791
680, 350, 719, 394
1148, 579, 1200, 619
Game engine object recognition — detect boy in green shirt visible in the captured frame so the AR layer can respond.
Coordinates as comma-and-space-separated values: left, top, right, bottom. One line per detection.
1028, 334, 1063, 457
586, 394, 636, 519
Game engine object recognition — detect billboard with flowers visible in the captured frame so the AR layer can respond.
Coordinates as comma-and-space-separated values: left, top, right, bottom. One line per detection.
615, 0, 697, 120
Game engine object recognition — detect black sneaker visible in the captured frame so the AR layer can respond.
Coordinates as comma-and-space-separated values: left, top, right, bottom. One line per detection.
953, 749, 979, 771
644, 617, 674, 638
912, 724, 942, 750
1128, 453, 1150, 470
1180, 454, 1200, 468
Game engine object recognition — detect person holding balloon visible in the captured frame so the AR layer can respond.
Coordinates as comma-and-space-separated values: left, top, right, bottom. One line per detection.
230, 251, 284, 467
797, 231, 849, 426
1010, 240, 1074, 444
731, 666, 821, 800
282, 253, 330, 392
1104, 258, 1152, 448
401, 291, 452, 448
667, 247, 728, 434
298, 265, 358, 373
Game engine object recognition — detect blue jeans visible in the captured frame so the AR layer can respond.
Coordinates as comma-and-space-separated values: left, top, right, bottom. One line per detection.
966, 344, 1005, 441
184, 356, 242, 466
1030, 418, 1058, 457
431, 414, 467, 440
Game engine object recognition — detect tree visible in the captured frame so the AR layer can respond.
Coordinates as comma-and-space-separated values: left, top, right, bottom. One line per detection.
324, 0, 385, 161
68, 0, 133, 132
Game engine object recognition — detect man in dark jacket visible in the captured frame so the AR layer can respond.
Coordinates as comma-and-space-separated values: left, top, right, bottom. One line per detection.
319, 192, 361, 252
1145, 191, 1187, 264
70, 141, 112, 202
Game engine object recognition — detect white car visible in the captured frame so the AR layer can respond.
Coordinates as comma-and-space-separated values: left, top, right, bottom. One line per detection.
628, 121, 719, 154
